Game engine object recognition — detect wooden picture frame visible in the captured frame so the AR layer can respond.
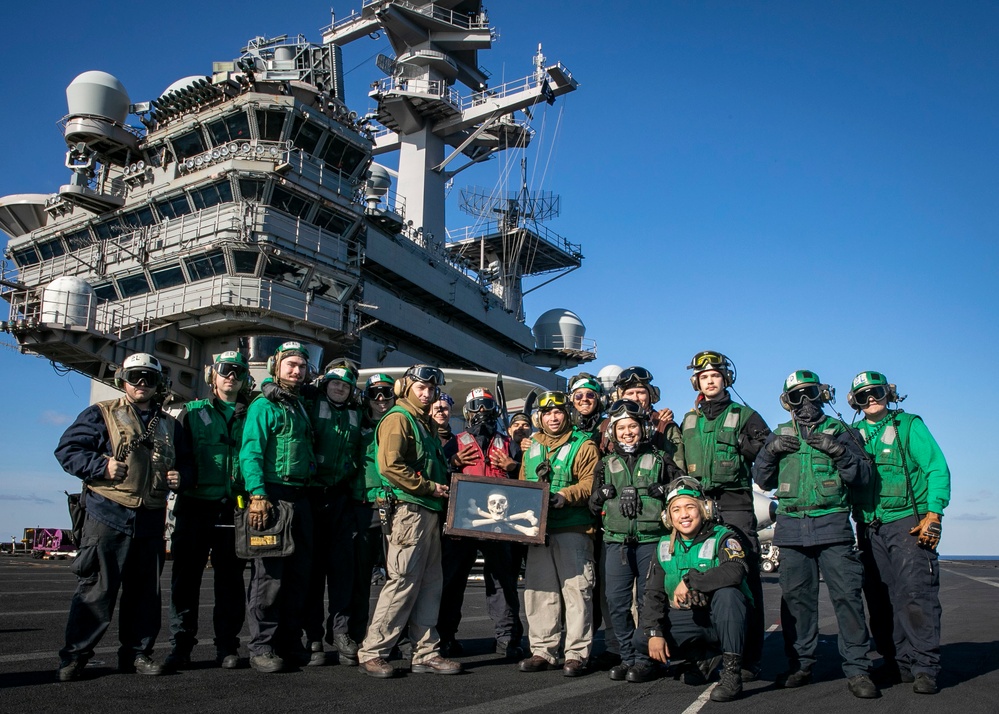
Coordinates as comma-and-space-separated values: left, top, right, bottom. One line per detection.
444, 474, 549, 545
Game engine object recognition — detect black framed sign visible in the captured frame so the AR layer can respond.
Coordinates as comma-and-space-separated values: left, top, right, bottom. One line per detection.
444, 474, 549, 545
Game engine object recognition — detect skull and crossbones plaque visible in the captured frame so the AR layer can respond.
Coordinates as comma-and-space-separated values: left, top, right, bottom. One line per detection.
444, 474, 549, 544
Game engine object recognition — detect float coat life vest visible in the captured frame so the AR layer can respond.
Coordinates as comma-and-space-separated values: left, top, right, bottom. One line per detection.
681, 403, 755, 491
91, 398, 173, 509
601, 451, 666, 543
456, 432, 510, 478
523, 430, 593, 529
773, 417, 850, 517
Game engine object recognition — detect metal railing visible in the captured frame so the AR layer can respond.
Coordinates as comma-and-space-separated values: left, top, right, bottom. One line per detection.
370, 77, 462, 111
445, 220, 582, 259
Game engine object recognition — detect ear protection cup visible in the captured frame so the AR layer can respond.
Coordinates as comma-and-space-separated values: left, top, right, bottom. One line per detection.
649, 385, 661, 405
393, 377, 407, 399
820, 384, 835, 404
659, 497, 718, 532
267, 356, 276, 376
531, 410, 543, 430
689, 368, 735, 392
114, 366, 124, 390
204, 365, 214, 386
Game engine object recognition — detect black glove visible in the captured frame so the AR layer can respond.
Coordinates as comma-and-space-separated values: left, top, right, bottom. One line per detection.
535, 460, 553, 483
765, 434, 800, 457
664, 460, 686, 482
549, 492, 567, 509
588, 483, 616, 515
619, 486, 640, 519
647, 482, 667, 500
262, 380, 295, 404
804, 433, 846, 459
688, 589, 710, 608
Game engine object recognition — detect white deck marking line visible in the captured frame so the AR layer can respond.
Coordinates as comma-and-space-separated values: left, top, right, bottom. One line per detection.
447, 676, 620, 714
941, 567, 999, 589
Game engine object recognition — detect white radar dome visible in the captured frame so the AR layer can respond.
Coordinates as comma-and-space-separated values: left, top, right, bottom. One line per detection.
66, 71, 131, 123
597, 364, 623, 393
533, 309, 586, 351
42, 276, 95, 327
160, 76, 205, 97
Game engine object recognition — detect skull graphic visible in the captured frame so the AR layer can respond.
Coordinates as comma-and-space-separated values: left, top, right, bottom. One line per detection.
486, 490, 509, 520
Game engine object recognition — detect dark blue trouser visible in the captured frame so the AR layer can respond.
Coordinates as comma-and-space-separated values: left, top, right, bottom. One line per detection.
667, 587, 747, 659
602, 541, 656, 666
348, 504, 382, 643
778, 542, 871, 677
61, 515, 165, 662
860, 518, 941, 677
168, 495, 247, 655
718, 508, 765, 669
438, 536, 522, 645
304, 487, 356, 643
246, 488, 313, 657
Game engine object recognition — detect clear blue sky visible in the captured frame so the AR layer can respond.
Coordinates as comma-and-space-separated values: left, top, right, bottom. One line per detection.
0, 1, 996, 554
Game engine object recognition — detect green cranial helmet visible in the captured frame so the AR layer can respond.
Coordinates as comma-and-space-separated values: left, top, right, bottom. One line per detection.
568, 374, 603, 395
783, 369, 821, 393
322, 365, 357, 388
850, 371, 888, 394
215, 350, 248, 367
366, 373, 394, 390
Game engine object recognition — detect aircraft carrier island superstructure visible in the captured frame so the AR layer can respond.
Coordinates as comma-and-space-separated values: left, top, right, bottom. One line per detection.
0, 0, 594, 403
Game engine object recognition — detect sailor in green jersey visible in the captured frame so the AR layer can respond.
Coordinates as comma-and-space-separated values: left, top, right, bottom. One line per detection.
348, 374, 395, 650
517, 391, 600, 677
640, 478, 750, 702
682, 350, 771, 678
240, 341, 316, 674
568, 373, 605, 441
753, 370, 878, 699
588, 399, 683, 684
848, 371, 950, 695
303, 359, 362, 666
168, 350, 250, 671
357, 365, 461, 679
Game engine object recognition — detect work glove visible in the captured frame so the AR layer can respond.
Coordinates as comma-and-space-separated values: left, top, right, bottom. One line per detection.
688, 589, 710, 608
262, 380, 296, 404
647, 482, 668, 500
588, 483, 616, 515
910, 512, 942, 551
248, 496, 274, 531
765, 434, 800, 457
804, 432, 846, 459
619, 486, 640, 519
549, 492, 567, 509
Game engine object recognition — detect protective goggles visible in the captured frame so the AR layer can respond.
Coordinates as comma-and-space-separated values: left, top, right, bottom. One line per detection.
366, 385, 394, 401
852, 385, 887, 406
536, 391, 568, 409
467, 396, 498, 413
215, 363, 247, 379
122, 369, 161, 387
690, 351, 726, 370
784, 384, 820, 406
572, 390, 598, 402
607, 399, 645, 419
406, 365, 446, 386
616, 366, 653, 386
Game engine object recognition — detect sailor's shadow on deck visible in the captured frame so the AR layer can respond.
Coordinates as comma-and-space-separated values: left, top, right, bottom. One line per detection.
939, 640, 999, 688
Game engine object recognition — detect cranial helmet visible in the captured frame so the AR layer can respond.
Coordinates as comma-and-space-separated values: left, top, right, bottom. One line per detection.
115, 353, 163, 390
267, 341, 310, 376
205, 350, 253, 393
464, 387, 499, 422
779, 369, 835, 411
321, 363, 357, 388
847, 370, 901, 410
687, 350, 736, 391
660, 477, 716, 533
606, 399, 650, 443
393, 364, 446, 400
532, 391, 570, 434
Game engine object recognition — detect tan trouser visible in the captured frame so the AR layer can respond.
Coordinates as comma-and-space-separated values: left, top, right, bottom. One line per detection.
359, 504, 443, 664
524, 531, 595, 664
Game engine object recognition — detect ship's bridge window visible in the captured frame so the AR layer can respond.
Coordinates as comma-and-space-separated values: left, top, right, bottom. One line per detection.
190, 180, 234, 210
37, 238, 66, 260
94, 218, 128, 241
270, 185, 312, 219
257, 110, 287, 142
118, 272, 151, 298
317, 136, 367, 176
185, 250, 227, 281
11, 246, 39, 267
171, 130, 206, 161
92, 282, 119, 302
150, 263, 186, 290
156, 194, 194, 220
64, 228, 94, 251
207, 112, 251, 145
121, 206, 156, 230
238, 178, 267, 202
232, 249, 261, 275
289, 116, 323, 156
313, 207, 353, 236
262, 255, 310, 287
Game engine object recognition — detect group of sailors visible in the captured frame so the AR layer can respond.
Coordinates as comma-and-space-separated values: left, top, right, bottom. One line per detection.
53, 346, 950, 702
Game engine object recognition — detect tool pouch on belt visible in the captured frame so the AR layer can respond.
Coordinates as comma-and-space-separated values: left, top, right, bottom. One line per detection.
234, 500, 295, 558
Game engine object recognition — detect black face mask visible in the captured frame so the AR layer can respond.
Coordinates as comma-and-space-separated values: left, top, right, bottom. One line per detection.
467, 413, 497, 436
793, 400, 824, 424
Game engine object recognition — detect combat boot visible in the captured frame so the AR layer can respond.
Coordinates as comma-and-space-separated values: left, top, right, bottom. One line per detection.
710, 653, 743, 702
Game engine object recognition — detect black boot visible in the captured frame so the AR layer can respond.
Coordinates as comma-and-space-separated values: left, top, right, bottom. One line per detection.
710, 653, 743, 702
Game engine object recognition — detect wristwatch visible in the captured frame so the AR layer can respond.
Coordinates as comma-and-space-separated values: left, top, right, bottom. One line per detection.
643, 627, 664, 639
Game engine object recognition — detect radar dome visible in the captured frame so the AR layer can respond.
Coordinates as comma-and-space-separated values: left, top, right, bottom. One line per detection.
597, 364, 623, 393
160, 76, 205, 97
66, 71, 131, 123
366, 164, 392, 194
533, 309, 586, 351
